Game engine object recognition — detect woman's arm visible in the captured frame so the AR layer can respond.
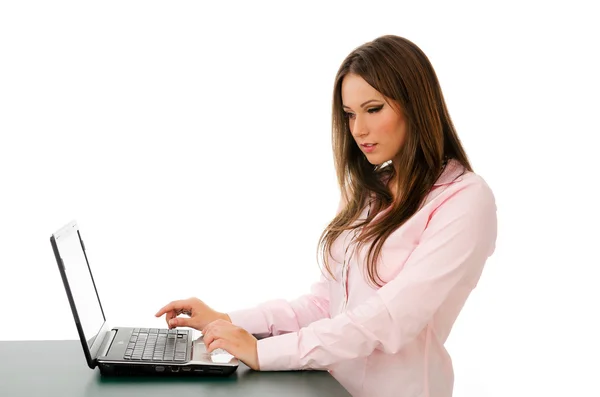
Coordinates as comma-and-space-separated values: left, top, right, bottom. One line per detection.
226, 197, 346, 339
227, 275, 330, 339
255, 180, 497, 370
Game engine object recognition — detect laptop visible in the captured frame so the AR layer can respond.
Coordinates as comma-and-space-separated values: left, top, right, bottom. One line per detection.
49, 220, 239, 376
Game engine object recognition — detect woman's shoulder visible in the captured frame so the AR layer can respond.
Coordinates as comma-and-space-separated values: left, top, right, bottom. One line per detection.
419, 159, 494, 214
369, 159, 494, 204
430, 160, 495, 211
435, 159, 489, 188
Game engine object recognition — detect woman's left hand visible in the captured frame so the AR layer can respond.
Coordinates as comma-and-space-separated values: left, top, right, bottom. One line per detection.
202, 319, 260, 371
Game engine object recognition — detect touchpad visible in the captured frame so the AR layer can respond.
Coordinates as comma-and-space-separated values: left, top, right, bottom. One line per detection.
192, 340, 236, 364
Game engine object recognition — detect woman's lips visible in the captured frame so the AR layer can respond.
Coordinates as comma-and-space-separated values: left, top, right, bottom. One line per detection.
361, 143, 377, 153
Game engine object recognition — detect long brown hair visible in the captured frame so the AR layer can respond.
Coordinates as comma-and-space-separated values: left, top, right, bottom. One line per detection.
318, 35, 472, 288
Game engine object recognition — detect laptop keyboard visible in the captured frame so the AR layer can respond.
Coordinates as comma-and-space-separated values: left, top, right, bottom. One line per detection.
124, 328, 189, 362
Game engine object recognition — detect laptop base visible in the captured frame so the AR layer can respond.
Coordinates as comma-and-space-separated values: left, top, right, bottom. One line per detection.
98, 362, 237, 376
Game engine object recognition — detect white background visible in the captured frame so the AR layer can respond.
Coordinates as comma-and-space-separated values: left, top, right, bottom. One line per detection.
1, 1, 598, 396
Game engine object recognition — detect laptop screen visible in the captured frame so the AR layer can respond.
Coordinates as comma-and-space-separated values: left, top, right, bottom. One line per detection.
53, 223, 105, 348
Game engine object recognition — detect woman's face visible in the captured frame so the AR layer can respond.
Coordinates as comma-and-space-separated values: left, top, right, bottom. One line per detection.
341, 73, 407, 166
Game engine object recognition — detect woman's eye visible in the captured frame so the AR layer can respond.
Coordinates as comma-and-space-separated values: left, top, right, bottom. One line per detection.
367, 106, 383, 114
344, 112, 356, 119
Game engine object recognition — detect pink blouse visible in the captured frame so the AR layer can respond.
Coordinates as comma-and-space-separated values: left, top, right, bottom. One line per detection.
228, 159, 498, 397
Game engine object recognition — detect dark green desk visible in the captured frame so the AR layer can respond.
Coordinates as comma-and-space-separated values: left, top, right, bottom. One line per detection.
0, 340, 351, 396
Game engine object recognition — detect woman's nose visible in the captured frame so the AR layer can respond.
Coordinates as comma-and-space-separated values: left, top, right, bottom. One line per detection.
351, 115, 368, 138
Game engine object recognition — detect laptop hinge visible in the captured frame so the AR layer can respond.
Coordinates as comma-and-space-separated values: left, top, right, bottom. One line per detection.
99, 329, 117, 358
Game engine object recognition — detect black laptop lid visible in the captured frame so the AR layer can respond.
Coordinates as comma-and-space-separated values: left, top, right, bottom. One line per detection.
50, 220, 109, 368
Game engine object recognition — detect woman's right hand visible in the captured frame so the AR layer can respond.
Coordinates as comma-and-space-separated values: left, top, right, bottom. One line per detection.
155, 297, 231, 331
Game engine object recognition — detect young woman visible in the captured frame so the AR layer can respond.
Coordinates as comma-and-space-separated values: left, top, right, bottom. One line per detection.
156, 35, 497, 397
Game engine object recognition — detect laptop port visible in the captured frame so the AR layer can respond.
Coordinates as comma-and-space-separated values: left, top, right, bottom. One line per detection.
182, 367, 191, 372
155, 366, 165, 372
193, 368, 204, 372
171, 366, 180, 373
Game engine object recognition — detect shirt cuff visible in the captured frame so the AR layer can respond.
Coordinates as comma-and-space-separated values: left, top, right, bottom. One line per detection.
227, 308, 270, 337
257, 332, 301, 371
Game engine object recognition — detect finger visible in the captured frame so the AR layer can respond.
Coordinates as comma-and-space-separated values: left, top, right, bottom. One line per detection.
201, 320, 215, 336
165, 310, 176, 323
202, 322, 226, 346
204, 331, 223, 349
201, 318, 228, 335
155, 300, 191, 317
155, 301, 179, 317
165, 311, 178, 329
202, 326, 216, 347
168, 316, 192, 328
206, 337, 230, 354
